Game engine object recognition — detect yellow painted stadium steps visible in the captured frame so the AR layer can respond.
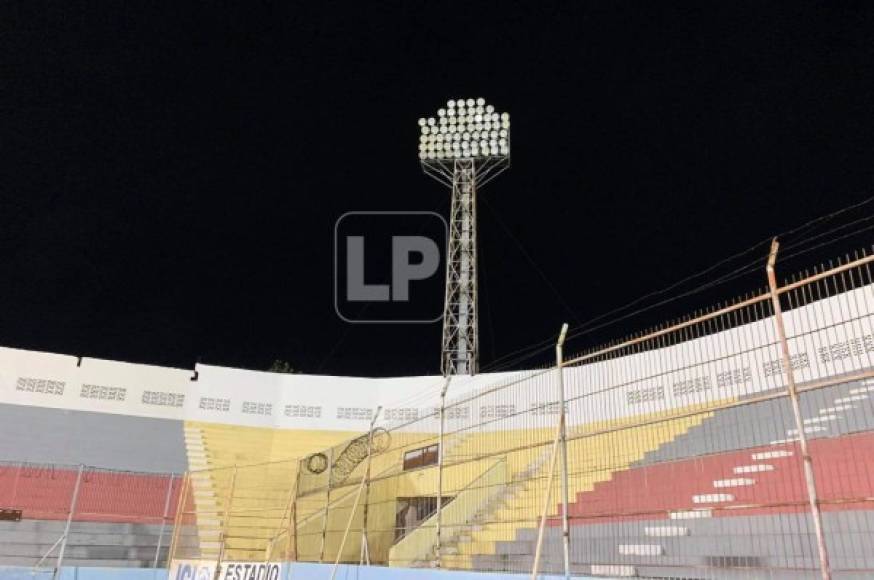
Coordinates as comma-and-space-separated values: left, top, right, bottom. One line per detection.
447, 404, 720, 568
183, 421, 362, 560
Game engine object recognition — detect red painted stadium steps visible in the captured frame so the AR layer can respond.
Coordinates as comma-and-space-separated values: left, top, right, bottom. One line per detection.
557, 430, 874, 525
0, 466, 184, 523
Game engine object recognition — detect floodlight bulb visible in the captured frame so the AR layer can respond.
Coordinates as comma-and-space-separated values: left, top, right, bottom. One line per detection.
499, 129, 508, 137
463, 98, 472, 107
475, 106, 484, 115
485, 104, 494, 113
422, 126, 430, 135
501, 112, 509, 121
457, 107, 466, 117
418, 118, 426, 127
427, 117, 436, 126
438, 108, 446, 117
476, 97, 485, 106
501, 120, 510, 129
447, 99, 455, 108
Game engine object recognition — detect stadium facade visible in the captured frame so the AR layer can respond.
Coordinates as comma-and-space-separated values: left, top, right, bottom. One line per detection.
2, 254, 874, 578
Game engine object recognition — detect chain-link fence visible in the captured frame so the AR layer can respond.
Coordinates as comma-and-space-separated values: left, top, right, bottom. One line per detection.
172, 243, 874, 579
0, 461, 180, 571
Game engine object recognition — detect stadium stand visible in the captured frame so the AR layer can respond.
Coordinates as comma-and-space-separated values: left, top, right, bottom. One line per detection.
476, 378, 874, 577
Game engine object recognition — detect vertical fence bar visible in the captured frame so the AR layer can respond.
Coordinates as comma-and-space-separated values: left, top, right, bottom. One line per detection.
11, 462, 22, 507
530, 425, 562, 580
153, 473, 176, 568
555, 323, 571, 580
216, 466, 238, 576
359, 407, 382, 566
766, 238, 831, 580
167, 472, 190, 566
330, 409, 381, 579
318, 448, 335, 563
434, 377, 451, 568
286, 464, 302, 561
54, 463, 84, 579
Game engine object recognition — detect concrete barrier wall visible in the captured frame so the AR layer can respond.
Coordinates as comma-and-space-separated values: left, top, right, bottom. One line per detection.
0, 564, 607, 580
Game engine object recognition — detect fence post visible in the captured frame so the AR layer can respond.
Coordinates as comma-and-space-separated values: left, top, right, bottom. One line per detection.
333, 409, 382, 580
216, 466, 238, 578
358, 406, 382, 566
318, 448, 335, 563
11, 462, 22, 506
530, 423, 563, 580
282, 463, 302, 561
167, 472, 190, 567
555, 323, 571, 580
434, 377, 452, 568
153, 473, 176, 568
54, 463, 84, 578
766, 238, 831, 580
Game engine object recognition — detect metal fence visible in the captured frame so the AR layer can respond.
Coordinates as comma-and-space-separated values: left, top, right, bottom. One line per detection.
0, 461, 180, 573
172, 241, 874, 579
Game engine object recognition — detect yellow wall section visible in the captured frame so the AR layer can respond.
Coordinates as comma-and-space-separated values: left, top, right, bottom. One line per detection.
183, 421, 360, 561
180, 402, 725, 566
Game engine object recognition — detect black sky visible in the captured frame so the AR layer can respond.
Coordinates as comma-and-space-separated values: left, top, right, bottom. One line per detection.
2, 2, 874, 377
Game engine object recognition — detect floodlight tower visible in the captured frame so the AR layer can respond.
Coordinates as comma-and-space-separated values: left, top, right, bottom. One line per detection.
418, 98, 511, 376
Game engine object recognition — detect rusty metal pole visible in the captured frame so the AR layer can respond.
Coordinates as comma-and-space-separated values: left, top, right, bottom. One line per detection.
153, 473, 176, 567
530, 426, 562, 580
11, 462, 22, 506
54, 464, 84, 579
555, 323, 571, 580
318, 447, 335, 563
167, 472, 190, 567
287, 464, 302, 561
434, 376, 451, 568
358, 407, 382, 566
215, 466, 237, 580
766, 238, 831, 580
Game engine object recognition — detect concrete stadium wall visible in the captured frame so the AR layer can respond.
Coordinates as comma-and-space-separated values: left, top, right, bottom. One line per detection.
0, 283, 870, 447
0, 564, 607, 580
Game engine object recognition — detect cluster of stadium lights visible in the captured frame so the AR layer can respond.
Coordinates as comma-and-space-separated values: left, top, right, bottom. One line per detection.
418, 98, 510, 160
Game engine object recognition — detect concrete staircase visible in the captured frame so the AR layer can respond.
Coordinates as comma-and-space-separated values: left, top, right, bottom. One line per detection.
0, 519, 171, 568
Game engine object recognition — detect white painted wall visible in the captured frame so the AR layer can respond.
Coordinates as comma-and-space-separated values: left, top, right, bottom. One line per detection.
0, 284, 871, 433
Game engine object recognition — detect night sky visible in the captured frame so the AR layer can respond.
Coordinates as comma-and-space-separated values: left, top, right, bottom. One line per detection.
2, 2, 874, 377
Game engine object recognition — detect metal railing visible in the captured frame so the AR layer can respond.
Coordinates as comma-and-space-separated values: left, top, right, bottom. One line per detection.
0, 460, 180, 576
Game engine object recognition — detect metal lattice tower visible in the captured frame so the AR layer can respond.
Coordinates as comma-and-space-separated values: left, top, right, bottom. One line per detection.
418, 98, 511, 376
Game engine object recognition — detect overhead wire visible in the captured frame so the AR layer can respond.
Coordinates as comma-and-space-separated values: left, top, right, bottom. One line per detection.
478, 193, 874, 373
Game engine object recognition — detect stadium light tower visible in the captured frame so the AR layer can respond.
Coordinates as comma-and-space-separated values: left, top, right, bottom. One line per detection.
418, 98, 511, 376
